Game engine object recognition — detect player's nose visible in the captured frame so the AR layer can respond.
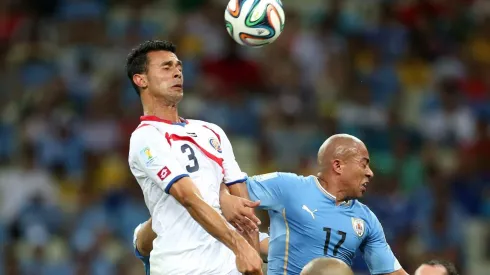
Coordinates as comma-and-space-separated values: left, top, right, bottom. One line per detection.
366, 166, 374, 178
173, 69, 182, 79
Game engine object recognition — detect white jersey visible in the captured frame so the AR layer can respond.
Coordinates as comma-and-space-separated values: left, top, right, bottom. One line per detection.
128, 115, 247, 275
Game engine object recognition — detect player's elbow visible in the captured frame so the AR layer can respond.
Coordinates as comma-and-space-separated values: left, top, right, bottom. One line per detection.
136, 238, 153, 256
136, 218, 156, 256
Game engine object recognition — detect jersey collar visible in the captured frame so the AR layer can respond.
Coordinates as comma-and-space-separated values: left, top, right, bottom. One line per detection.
312, 176, 352, 207
140, 115, 189, 125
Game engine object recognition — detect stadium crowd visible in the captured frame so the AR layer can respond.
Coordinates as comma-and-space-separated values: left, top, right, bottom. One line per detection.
1, 0, 489, 274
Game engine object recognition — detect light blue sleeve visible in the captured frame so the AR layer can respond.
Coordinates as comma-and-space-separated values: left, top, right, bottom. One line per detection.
246, 172, 297, 211
360, 210, 402, 275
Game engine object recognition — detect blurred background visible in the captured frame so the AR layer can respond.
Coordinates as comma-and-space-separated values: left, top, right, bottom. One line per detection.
1, 0, 490, 274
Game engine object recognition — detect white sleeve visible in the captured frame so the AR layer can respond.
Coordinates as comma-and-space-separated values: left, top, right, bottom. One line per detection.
208, 124, 247, 186
130, 125, 189, 194
259, 232, 269, 242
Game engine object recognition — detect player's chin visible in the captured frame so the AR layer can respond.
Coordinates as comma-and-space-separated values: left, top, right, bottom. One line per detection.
358, 187, 367, 197
166, 91, 184, 103
169, 87, 184, 97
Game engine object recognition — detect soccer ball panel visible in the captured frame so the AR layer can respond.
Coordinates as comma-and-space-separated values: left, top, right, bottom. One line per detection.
224, 0, 285, 47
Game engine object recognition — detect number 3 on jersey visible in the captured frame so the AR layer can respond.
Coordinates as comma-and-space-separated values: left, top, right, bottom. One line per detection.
181, 144, 199, 173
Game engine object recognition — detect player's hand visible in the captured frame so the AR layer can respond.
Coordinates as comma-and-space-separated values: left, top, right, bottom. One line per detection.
220, 193, 261, 232
235, 240, 264, 275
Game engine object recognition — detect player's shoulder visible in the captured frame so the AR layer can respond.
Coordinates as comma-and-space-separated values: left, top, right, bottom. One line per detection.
351, 200, 379, 225
129, 123, 169, 153
187, 119, 224, 134
249, 172, 310, 184
187, 119, 217, 128
131, 123, 160, 142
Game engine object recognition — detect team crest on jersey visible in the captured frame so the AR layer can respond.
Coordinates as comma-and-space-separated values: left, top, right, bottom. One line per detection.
209, 138, 222, 153
351, 218, 365, 238
140, 147, 156, 166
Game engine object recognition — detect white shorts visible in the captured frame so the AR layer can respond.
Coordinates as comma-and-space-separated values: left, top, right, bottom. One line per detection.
226, 270, 242, 275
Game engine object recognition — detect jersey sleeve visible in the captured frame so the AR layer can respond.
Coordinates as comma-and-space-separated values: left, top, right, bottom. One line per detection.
360, 210, 402, 275
207, 124, 247, 186
130, 125, 189, 194
246, 172, 295, 211
259, 232, 270, 242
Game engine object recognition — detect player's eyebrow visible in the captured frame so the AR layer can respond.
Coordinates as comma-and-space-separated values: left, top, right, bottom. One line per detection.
160, 60, 183, 67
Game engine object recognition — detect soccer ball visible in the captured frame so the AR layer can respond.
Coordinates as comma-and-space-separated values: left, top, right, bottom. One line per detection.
224, 0, 285, 47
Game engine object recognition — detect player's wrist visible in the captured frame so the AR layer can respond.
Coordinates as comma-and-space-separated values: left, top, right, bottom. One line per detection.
229, 230, 249, 255
219, 190, 232, 205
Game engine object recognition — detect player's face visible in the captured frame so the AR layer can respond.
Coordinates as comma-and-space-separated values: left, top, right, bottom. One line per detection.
341, 143, 373, 199
415, 264, 447, 275
146, 50, 184, 104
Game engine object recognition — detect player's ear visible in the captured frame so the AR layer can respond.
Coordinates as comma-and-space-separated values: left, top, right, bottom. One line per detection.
332, 159, 342, 174
133, 74, 148, 89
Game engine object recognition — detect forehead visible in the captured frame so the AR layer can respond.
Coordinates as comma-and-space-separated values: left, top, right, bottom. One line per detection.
147, 50, 179, 64
415, 265, 447, 275
354, 142, 369, 159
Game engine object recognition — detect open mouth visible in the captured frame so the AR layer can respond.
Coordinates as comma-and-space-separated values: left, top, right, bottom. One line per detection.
361, 182, 368, 191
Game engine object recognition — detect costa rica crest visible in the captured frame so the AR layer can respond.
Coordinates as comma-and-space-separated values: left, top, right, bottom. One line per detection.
209, 138, 222, 153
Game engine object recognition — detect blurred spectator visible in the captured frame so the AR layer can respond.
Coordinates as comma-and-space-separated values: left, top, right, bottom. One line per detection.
421, 78, 476, 145
0, 145, 58, 227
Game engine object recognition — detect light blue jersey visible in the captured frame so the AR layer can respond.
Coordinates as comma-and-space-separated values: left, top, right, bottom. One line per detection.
246, 172, 401, 275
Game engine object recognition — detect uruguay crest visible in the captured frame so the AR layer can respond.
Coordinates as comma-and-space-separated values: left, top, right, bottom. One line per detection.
351, 217, 365, 238
209, 138, 222, 153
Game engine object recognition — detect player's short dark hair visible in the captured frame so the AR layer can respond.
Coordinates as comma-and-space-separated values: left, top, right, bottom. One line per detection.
425, 259, 459, 275
126, 40, 177, 96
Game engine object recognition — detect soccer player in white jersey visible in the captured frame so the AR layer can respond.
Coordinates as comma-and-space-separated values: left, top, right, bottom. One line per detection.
126, 40, 263, 275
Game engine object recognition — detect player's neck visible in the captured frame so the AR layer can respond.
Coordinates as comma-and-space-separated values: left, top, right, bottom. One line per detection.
142, 98, 180, 123
316, 174, 349, 205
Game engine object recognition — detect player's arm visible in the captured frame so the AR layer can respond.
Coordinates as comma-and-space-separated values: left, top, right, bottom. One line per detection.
134, 218, 156, 257
170, 177, 254, 248
209, 124, 261, 232
133, 220, 152, 275
220, 183, 261, 231
246, 172, 293, 211
259, 232, 269, 261
360, 211, 408, 275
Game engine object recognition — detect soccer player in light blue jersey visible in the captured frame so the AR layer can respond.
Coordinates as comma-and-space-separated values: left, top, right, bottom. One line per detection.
244, 134, 408, 275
